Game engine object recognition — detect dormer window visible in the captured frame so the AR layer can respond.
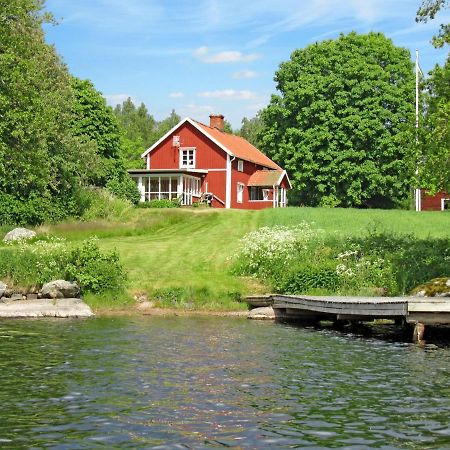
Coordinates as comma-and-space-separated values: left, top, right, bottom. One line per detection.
237, 159, 244, 172
180, 147, 196, 168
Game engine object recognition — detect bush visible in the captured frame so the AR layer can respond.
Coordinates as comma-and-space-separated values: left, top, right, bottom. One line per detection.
0, 237, 126, 295
137, 198, 181, 208
106, 176, 140, 205
65, 238, 126, 294
233, 223, 320, 279
81, 188, 134, 221
275, 262, 340, 294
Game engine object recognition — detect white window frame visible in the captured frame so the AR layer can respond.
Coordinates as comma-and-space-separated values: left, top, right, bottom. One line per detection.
237, 183, 245, 204
179, 147, 196, 169
237, 159, 244, 172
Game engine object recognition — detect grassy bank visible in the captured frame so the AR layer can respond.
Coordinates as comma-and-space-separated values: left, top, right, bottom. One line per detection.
26, 207, 448, 311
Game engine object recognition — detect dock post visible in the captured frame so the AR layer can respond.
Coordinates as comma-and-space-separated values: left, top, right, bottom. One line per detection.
413, 322, 425, 343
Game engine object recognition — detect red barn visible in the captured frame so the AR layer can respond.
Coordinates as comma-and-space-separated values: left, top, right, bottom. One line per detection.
129, 114, 291, 209
416, 189, 450, 211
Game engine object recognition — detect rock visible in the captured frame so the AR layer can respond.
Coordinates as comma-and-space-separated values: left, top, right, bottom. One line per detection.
412, 278, 450, 298
26, 294, 38, 300
41, 280, 80, 299
0, 282, 6, 298
248, 306, 275, 320
3, 227, 36, 242
10, 294, 23, 301
137, 301, 155, 310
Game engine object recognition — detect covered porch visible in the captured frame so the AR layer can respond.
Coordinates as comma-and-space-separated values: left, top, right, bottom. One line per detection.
247, 170, 290, 208
128, 169, 206, 206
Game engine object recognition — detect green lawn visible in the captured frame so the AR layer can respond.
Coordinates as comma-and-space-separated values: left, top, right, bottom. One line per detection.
39, 207, 450, 310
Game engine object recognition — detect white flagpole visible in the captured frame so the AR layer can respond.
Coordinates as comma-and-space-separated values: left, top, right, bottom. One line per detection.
415, 49, 421, 212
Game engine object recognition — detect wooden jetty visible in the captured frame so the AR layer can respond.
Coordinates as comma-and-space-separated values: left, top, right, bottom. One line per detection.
245, 295, 450, 342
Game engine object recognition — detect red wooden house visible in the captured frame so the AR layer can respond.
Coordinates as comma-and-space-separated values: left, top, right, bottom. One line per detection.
129, 114, 291, 209
415, 189, 450, 211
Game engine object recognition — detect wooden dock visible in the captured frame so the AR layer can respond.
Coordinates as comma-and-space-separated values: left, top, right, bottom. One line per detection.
245, 295, 450, 342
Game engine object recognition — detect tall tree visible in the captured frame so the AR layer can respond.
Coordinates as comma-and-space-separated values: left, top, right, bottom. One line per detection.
416, 0, 450, 47
0, 0, 95, 224
260, 32, 415, 208
418, 55, 450, 192
239, 112, 264, 148
114, 98, 155, 168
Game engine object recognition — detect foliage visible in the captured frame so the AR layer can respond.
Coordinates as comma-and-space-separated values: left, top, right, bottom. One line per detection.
114, 98, 155, 168
233, 223, 319, 279
233, 224, 450, 296
418, 55, 450, 193
0, 0, 96, 225
0, 236, 126, 295
105, 168, 140, 204
65, 238, 126, 294
260, 32, 415, 208
137, 198, 181, 208
239, 112, 264, 148
80, 188, 135, 221
416, 0, 450, 47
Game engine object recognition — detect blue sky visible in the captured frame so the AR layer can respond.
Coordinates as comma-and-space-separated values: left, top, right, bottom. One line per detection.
44, 0, 449, 129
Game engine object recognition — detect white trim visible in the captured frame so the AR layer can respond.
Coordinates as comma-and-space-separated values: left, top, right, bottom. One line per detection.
441, 198, 450, 211
179, 147, 196, 169
276, 170, 292, 189
141, 117, 235, 159
415, 188, 422, 212
207, 168, 227, 172
237, 182, 245, 204
146, 157, 150, 170
237, 159, 244, 172
225, 154, 233, 208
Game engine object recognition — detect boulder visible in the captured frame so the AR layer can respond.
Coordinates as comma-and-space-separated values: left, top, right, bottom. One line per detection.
248, 306, 275, 320
412, 278, 450, 298
3, 227, 36, 242
0, 282, 6, 298
41, 280, 80, 299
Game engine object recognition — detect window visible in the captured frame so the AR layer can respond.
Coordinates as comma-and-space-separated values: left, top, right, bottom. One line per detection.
180, 148, 195, 168
249, 187, 270, 201
237, 159, 244, 172
237, 183, 245, 203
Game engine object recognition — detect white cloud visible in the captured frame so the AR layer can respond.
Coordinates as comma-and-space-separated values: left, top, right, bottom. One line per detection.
198, 89, 258, 100
232, 70, 258, 79
169, 92, 184, 98
104, 94, 139, 106
194, 46, 260, 63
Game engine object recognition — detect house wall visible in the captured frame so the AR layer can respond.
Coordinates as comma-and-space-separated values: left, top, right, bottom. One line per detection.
421, 191, 449, 211
230, 159, 275, 209
149, 122, 228, 207
147, 121, 283, 210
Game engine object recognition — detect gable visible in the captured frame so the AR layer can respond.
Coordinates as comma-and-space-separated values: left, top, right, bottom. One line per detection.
142, 117, 281, 171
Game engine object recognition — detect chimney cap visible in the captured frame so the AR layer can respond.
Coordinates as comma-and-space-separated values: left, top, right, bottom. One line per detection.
209, 114, 225, 131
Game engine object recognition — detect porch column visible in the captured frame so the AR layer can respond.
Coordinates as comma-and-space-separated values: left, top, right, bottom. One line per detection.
138, 177, 145, 202
177, 175, 184, 205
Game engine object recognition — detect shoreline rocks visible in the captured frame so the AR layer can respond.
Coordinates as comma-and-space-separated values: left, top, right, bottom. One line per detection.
3, 227, 36, 242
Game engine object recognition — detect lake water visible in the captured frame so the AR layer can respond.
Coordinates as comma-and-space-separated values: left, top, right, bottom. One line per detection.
0, 317, 449, 449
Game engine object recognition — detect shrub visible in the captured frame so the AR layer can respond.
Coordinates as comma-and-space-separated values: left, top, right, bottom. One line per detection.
233, 223, 320, 278
65, 238, 126, 293
137, 198, 181, 208
106, 176, 140, 205
81, 188, 134, 221
275, 262, 340, 294
0, 237, 126, 295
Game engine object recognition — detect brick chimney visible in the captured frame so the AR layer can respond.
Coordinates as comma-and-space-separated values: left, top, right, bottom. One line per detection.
209, 114, 225, 131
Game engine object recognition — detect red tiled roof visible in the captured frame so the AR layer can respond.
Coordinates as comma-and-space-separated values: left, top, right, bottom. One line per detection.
194, 121, 281, 170
247, 170, 285, 187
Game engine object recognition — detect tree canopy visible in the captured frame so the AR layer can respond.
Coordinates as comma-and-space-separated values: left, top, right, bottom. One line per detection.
260, 32, 415, 208
416, 0, 450, 47
0, 0, 97, 223
418, 55, 450, 192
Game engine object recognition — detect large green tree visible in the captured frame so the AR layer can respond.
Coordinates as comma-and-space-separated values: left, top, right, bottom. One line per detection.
416, 0, 450, 47
418, 55, 450, 192
239, 112, 264, 148
260, 32, 415, 208
0, 0, 95, 224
